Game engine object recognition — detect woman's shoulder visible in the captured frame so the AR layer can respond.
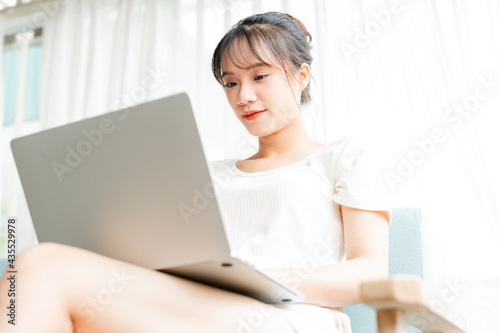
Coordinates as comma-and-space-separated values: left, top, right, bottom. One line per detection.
316, 135, 365, 160
309, 136, 373, 179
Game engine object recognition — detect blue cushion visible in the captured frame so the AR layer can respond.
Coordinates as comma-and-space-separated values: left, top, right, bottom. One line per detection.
0, 258, 9, 278
388, 207, 423, 277
343, 207, 424, 333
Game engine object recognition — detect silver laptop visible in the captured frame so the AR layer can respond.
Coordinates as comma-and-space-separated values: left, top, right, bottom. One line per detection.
10, 92, 304, 304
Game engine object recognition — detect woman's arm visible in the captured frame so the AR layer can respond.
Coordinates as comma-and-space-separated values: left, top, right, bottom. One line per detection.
263, 205, 389, 309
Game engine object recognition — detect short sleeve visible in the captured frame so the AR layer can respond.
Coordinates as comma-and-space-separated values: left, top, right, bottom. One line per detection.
331, 136, 392, 224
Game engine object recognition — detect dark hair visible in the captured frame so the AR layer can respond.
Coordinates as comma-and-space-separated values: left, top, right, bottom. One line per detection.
211, 11, 313, 104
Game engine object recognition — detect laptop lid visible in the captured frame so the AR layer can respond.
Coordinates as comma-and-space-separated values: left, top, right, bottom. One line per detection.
11, 92, 231, 269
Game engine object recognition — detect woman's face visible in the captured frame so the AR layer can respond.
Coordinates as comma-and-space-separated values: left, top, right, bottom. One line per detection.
221, 41, 308, 137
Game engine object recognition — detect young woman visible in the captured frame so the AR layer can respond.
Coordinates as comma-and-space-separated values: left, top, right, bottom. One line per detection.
0, 12, 390, 333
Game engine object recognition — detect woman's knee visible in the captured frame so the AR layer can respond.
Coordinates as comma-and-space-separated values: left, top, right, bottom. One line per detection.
15, 242, 77, 271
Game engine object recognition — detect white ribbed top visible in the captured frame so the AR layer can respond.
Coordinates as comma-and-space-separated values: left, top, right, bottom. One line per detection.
209, 136, 392, 269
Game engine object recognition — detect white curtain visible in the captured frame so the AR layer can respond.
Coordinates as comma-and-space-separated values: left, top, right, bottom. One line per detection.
314, 0, 500, 286
1, 0, 499, 313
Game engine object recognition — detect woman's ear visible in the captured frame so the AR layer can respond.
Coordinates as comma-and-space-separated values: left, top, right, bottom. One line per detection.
298, 63, 311, 90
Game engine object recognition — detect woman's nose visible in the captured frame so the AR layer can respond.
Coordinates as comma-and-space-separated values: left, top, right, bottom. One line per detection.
237, 84, 257, 105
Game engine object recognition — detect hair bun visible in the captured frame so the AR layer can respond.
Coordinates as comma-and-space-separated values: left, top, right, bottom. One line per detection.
279, 12, 312, 49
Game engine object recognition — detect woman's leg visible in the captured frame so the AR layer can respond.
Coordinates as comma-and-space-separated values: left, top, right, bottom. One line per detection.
0, 242, 296, 333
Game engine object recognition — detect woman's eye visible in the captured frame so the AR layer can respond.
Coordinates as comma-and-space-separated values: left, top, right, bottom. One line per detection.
255, 75, 267, 81
225, 82, 236, 88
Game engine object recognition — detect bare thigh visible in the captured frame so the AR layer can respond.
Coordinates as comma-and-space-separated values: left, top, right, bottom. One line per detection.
0, 242, 296, 333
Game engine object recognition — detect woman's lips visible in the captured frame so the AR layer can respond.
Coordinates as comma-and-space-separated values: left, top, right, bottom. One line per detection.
243, 110, 266, 121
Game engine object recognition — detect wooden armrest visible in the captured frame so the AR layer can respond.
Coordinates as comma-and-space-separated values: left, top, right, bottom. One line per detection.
360, 275, 467, 333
